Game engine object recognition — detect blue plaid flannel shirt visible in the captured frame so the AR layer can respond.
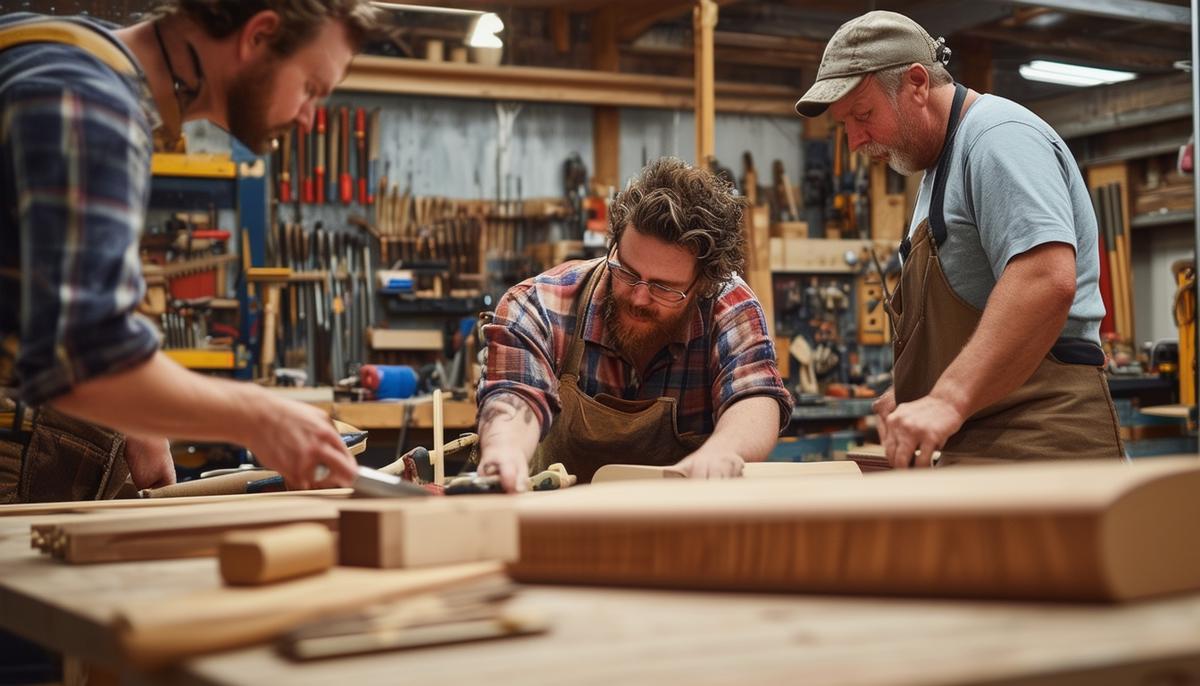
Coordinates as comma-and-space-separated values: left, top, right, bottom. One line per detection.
0, 13, 160, 405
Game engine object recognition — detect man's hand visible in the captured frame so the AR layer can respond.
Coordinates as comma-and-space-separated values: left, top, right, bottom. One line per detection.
478, 451, 530, 493
244, 398, 358, 490
674, 448, 745, 479
123, 435, 176, 490
881, 395, 965, 468
872, 387, 896, 442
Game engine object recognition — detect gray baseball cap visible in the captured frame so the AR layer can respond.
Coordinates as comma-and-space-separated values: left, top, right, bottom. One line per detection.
795, 11, 949, 118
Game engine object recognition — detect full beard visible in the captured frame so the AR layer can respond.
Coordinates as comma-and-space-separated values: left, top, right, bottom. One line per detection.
225, 59, 287, 155
601, 282, 693, 364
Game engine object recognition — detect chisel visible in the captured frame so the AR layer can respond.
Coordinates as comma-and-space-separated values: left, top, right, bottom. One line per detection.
278, 130, 292, 203
329, 106, 340, 206
315, 107, 326, 205
367, 107, 381, 206
340, 107, 352, 205
356, 107, 368, 205
297, 122, 309, 204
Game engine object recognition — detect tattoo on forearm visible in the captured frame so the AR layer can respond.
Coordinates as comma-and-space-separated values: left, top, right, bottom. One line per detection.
480, 393, 536, 426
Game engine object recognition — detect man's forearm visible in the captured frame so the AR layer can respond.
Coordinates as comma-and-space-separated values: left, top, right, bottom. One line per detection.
477, 392, 542, 462
50, 351, 272, 446
701, 396, 781, 463
928, 244, 1076, 419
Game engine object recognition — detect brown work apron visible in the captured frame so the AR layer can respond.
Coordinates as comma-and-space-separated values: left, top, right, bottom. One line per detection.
885, 83, 1124, 464
0, 405, 136, 504
532, 262, 707, 483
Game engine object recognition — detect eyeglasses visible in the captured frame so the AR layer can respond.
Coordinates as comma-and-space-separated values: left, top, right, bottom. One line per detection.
606, 247, 698, 306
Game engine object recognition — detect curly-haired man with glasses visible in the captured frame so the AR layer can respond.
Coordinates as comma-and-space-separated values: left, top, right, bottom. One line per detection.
478, 157, 793, 492
0, 1, 388, 502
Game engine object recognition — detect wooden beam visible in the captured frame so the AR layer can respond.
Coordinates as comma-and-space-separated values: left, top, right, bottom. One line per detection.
592, 5, 621, 190
965, 27, 1183, 71
955, 38, 993, 93
550, 7, 571, 54
618, 0, 740, 42
995, 0, 1190, 27
1027, 73, 1191, 139
694, 0, 718, 166
339, 55, 798, 115
624, 29, 823, 70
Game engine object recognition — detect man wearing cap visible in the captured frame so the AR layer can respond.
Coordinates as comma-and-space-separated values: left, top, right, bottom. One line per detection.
795, 10, 1123, 468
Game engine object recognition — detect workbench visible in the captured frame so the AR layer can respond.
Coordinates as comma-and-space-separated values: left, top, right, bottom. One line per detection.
3, 500, 1200, 685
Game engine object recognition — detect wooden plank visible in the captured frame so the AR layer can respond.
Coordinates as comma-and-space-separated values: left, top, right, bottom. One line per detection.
743, 205, 774, 338
592, 461, 861, 483
114, 562, 505, 669
771, 238, 899, 273
338, 498, 517, 569
34, 500, 341, 564
368, 328, 443, 351
0, 490, 352, 518
510, 458, 1200, 602
869, 161, 907, 242
4, 513, 1200, 683
339, 55, 798, 116
329, 399, 476, 429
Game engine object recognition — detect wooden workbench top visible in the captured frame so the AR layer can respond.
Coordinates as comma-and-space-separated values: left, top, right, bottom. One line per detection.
2, 504, 1200, 685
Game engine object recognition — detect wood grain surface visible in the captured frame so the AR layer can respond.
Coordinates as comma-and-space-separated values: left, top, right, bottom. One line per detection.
512, 458, 1200, 601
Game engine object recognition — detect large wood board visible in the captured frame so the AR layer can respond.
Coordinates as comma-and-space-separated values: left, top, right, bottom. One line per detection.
511, 458, 1200, 602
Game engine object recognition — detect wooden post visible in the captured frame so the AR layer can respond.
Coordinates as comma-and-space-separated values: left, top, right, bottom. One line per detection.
432, 388, 445, 486
592, 5, 620, 191
957, 39, 994, 93
693, 0, 717, 166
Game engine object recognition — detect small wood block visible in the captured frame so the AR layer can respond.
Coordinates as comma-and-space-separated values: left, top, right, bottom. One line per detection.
368, 328, 443, 351
220, 523, 336, 586
339, 497, 517, 569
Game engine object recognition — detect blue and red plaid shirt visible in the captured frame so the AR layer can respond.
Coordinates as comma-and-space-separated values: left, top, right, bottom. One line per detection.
479, 257, 793, 439
0, 13, 160, 405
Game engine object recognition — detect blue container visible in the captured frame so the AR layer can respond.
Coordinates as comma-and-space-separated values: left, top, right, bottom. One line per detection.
360, 364, 419, 400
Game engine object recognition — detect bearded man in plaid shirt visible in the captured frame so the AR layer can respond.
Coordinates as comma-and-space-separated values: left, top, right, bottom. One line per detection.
477, 157, 793, 492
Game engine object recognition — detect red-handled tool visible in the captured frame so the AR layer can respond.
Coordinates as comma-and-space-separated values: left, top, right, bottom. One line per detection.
356, 107, 368, 205
315, 107, 326, 205
340, 107, 352, 205
278, 130, 292, 203
297, 122, 310, 204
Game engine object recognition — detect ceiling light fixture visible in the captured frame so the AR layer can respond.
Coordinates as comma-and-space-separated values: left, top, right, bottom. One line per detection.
1018, 59, 1137, 87
370, 2, 504, 48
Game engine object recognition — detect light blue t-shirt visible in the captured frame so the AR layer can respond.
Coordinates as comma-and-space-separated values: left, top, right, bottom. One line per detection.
908, 93, 1105, 345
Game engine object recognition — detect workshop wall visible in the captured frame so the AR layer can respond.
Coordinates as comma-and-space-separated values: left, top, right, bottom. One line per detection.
182, 96, 804, 204
618, 109, 804, 194
1132, 225, 1193, 346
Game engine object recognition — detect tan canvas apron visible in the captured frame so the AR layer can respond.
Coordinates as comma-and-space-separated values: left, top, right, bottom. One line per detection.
0, 20, 141, 503
885, 83, 1124, 464
533, 262, 707, 483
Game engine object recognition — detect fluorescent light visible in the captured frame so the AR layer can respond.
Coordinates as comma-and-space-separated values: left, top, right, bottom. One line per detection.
1019, 60, 1137, 87
370, 3, 504, 49
467, 12, 504, 48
